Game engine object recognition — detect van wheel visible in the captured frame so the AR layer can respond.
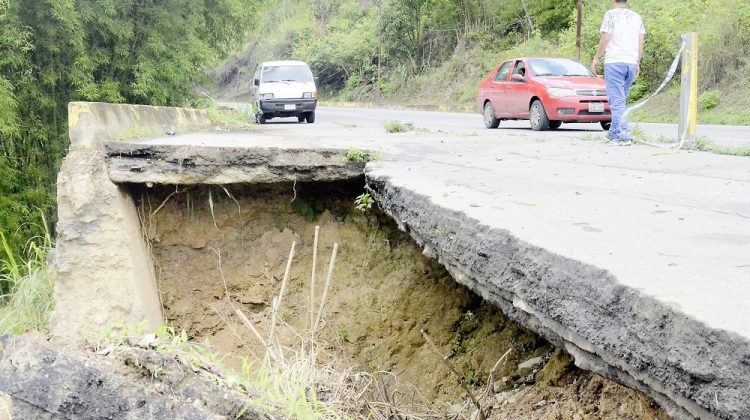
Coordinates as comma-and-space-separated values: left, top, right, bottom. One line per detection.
306, 111, 316, 124
257, 113, 267, 124
298, 115, 305, 123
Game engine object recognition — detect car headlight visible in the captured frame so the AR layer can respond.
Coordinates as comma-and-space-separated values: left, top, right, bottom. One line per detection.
303, 92, 317, 99
261, 93, 274, 100
547, 88, 576, 98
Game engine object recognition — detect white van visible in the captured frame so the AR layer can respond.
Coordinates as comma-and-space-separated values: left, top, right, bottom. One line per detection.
253, 60, 318, 124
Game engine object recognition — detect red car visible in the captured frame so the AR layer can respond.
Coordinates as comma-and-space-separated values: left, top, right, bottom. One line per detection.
476, 57, 611, 131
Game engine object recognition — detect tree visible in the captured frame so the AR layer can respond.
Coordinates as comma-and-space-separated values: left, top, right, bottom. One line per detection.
0, 0, 258, 261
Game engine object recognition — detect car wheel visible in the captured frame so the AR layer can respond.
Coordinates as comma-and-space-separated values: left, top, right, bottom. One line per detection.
549, 121, 562, 130
600, 121, 611, 131
257, 113, 267, 124
298, 115, 305, 123
530, 100, 550, 131
306, 111, 316, 124
483, 102, 500, 129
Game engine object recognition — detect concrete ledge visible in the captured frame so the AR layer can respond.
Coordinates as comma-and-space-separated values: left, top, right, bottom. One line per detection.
104, 142, 368, 184
366, 172, 750, 420
69, 102, 213, 149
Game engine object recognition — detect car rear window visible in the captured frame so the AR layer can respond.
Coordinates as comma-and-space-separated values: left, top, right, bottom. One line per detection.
261, 65, 314, 83
528, 59, 594, 77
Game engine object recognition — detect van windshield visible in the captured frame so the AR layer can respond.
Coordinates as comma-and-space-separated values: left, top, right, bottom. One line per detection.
261, 65, 313, 83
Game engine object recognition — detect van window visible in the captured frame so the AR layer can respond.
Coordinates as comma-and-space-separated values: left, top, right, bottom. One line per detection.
261, 65, 313, 83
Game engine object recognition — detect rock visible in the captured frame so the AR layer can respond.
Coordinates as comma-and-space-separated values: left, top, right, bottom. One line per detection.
0, 334, 272, 419
492, 376, 514, 393
517, 356, 544, 375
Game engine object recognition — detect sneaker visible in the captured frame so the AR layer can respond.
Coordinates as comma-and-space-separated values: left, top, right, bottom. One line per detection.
608, 140, 620, 146
619, 139, 632, 146
604, 132, 614, 141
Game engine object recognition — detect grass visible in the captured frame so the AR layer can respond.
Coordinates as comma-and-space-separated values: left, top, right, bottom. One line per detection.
207, 106, 256, 129
695, 137, 750, 156
196, 92, 256, 129
384, 120, 414, 133
0, 215, 54, 335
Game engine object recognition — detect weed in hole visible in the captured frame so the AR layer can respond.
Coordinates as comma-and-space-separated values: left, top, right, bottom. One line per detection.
292, 199, 325, 221
335, 328, 349, 343
354, 193, 374, 213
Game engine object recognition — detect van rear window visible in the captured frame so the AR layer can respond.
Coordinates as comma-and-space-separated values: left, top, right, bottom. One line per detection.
261, 65, 313, 83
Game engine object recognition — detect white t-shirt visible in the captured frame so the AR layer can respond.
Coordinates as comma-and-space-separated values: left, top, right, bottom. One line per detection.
600, 8, 646, 65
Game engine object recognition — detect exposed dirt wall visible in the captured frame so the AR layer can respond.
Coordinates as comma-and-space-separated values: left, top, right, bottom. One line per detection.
136, 181, 667, 418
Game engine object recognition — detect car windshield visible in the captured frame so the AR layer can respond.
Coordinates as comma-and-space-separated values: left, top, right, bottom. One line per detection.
528, 59, 594, 77
261, 65, 313, 83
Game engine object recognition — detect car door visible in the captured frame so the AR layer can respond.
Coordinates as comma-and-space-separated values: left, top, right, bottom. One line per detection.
488, 61, 512, 118
507, 60, 533, 117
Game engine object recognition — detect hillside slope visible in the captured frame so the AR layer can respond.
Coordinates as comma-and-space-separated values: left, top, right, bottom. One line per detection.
214, 0, 750, 125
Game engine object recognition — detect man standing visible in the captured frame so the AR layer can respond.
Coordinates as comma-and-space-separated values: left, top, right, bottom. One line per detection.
592, 0, 646, 146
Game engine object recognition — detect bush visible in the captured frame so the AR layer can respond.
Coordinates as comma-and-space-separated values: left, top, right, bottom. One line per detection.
698, 90, 721, 110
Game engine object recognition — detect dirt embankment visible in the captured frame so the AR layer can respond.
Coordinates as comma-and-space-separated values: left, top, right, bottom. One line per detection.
136, 180, 667, 419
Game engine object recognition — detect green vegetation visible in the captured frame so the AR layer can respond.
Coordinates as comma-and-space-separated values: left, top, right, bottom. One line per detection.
0, 0, 257, 262
0, 215, 53, 335
384, 120, 414, 133
354, 193, 374, 212
222, 0, 750, 125
344, 148, 366, 164
292, 199, 326, 221
699, 90, 722, 111
695, 137, 750, 157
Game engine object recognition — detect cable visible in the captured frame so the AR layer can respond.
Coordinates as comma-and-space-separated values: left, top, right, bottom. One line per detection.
622, 38, 690, 150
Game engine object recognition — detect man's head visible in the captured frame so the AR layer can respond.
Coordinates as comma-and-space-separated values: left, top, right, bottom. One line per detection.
613, 0, 628, 6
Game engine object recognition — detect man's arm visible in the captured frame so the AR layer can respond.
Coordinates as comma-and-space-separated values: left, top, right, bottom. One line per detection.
592, 33, 611, 73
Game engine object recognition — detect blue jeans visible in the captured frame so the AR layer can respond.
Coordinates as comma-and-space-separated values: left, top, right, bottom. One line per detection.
604, 63, 638, 140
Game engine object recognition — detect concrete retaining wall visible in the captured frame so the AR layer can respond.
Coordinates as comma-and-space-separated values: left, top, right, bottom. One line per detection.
51, 102, 214, 341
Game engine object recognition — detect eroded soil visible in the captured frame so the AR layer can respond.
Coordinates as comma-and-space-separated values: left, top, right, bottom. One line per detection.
135, 181, 668, 419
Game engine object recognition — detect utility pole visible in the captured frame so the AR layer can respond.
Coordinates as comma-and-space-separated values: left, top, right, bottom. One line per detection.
377, 0, 382, 100
576, 0, 583, 60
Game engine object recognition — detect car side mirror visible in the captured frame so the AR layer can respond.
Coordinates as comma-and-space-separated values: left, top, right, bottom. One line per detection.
511, 74, 525, 82
253, 78, 260, 86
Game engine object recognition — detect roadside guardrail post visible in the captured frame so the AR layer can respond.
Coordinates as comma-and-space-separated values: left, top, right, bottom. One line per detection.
678, 33, 698, 147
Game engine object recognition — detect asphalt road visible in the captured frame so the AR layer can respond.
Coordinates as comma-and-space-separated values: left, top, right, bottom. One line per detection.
309, 106, 750, 149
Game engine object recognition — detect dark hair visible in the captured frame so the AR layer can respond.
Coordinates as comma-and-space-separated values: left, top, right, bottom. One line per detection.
614, 0, 628, 3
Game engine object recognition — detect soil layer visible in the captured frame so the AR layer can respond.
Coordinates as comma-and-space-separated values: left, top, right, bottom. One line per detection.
135, 181, 668, 418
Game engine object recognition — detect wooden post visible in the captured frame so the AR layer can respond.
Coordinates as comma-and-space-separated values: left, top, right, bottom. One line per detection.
576, 0, 583, 60
678, 33, 698, 147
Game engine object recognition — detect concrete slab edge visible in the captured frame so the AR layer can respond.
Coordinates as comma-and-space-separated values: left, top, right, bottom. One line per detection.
366, 172, 750, 420
103, 142, 369, 184
69, 102, 213, 150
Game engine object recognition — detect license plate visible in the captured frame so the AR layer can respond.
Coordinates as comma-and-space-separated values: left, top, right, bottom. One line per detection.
284, 104, 296, 111
588, 102, 605, 113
